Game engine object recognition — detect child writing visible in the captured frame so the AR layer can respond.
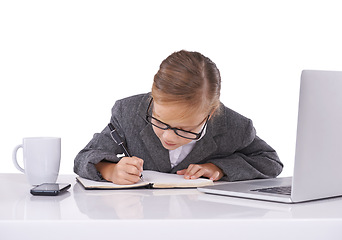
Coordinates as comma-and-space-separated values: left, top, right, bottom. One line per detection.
74, 50, 283, 185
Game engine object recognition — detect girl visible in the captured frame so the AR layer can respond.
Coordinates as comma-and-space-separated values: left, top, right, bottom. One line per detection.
74, 50, 283, 185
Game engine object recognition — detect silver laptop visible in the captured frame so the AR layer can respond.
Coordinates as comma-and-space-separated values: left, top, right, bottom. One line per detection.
198, 70, 342, 203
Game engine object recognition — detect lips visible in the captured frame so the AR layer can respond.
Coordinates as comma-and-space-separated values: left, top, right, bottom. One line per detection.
162, 140, 179, 150
164, 141, 177, 147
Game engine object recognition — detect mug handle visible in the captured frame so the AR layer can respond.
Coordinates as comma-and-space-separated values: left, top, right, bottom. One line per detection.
12, 144, 25, 173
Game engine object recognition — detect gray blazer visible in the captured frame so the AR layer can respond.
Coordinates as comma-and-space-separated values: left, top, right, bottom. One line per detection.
74, 93, 283, 181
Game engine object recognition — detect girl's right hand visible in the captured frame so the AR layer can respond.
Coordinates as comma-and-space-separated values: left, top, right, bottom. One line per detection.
95, 156, 144, 185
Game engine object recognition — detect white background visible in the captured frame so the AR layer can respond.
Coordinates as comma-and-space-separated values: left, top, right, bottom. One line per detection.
1, 0, 342, 177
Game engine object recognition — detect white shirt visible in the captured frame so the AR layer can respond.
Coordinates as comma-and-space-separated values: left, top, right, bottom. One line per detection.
169, 140, 196, 168
169, 124, 207, 168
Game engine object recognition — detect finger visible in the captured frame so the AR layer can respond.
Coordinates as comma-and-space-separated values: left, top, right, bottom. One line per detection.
120, 157, 144, 173
118, 175, 141, 185
121, 156, 143, 166
183, 164, 196, 179
112, 167, 141, 185
176, 169, 187, 175
184, 164, 203, 179
190, 168, 206, 179
125, 164, 142, 176
209, 171, 220, 181
122, 173, 142, 184
185, 164, 200, 176
127, 157, 144, 172
115, 159, 142, 182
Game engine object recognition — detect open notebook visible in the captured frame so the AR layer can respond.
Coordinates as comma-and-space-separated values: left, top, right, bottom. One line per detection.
77, 170, 214, 189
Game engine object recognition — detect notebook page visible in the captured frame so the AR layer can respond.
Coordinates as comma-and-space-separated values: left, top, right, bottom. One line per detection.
143, 170, 213, 188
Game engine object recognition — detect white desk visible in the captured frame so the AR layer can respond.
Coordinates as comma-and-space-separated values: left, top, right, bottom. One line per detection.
1, 173, 342, 240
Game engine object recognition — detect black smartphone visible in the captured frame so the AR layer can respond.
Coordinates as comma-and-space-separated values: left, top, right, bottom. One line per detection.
30, 183, 71, 196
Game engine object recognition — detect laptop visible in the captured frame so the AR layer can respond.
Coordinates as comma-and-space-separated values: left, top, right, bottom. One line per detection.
198, 70, 342, 203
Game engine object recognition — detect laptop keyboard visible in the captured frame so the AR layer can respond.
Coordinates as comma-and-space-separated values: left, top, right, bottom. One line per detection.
251, 186, 292, 195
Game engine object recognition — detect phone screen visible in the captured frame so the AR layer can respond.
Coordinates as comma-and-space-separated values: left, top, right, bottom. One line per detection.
30, 183, 71, 196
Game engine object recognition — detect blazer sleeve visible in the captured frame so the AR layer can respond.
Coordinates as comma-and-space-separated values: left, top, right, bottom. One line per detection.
73, 101, 126, 181
207, 120, 283, 182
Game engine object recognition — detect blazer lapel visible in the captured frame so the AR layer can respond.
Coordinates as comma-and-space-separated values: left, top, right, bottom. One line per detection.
139, 125, 172, 173
135, 93, 171, 172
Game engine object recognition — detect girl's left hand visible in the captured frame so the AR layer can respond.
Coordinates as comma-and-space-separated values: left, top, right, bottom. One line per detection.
176, 163, 224, 181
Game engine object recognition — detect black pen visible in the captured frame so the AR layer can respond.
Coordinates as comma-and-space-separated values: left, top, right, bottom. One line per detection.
108, 123, 143, 179
108, 123, 131, 157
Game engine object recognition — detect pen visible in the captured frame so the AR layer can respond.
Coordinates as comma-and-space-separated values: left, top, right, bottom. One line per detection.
108, 123, 131, 157
108, 123, 143, 179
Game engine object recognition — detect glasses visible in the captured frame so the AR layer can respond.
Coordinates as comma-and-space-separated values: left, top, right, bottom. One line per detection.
145, 98, 210, 140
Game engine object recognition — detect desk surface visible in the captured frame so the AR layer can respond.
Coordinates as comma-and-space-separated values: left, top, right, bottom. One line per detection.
1, 173, 342, 240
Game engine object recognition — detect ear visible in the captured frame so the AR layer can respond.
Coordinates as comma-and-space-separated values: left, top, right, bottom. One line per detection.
208, 104, 221, 119
208, 111, 215, 121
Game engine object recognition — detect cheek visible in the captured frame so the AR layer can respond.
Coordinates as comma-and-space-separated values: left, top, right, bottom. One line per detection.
152, 126, 163, 139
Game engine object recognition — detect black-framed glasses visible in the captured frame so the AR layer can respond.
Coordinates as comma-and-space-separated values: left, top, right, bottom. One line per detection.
145, 98, 210, 140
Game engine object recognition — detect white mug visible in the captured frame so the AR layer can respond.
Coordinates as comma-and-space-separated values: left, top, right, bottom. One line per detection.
12, 137, 61, 185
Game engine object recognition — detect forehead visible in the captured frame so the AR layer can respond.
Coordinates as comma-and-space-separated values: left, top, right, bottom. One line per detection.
152, 101, 206, 127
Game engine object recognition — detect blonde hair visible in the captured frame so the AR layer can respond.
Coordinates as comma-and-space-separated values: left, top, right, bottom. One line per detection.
152, 50, 221, 116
